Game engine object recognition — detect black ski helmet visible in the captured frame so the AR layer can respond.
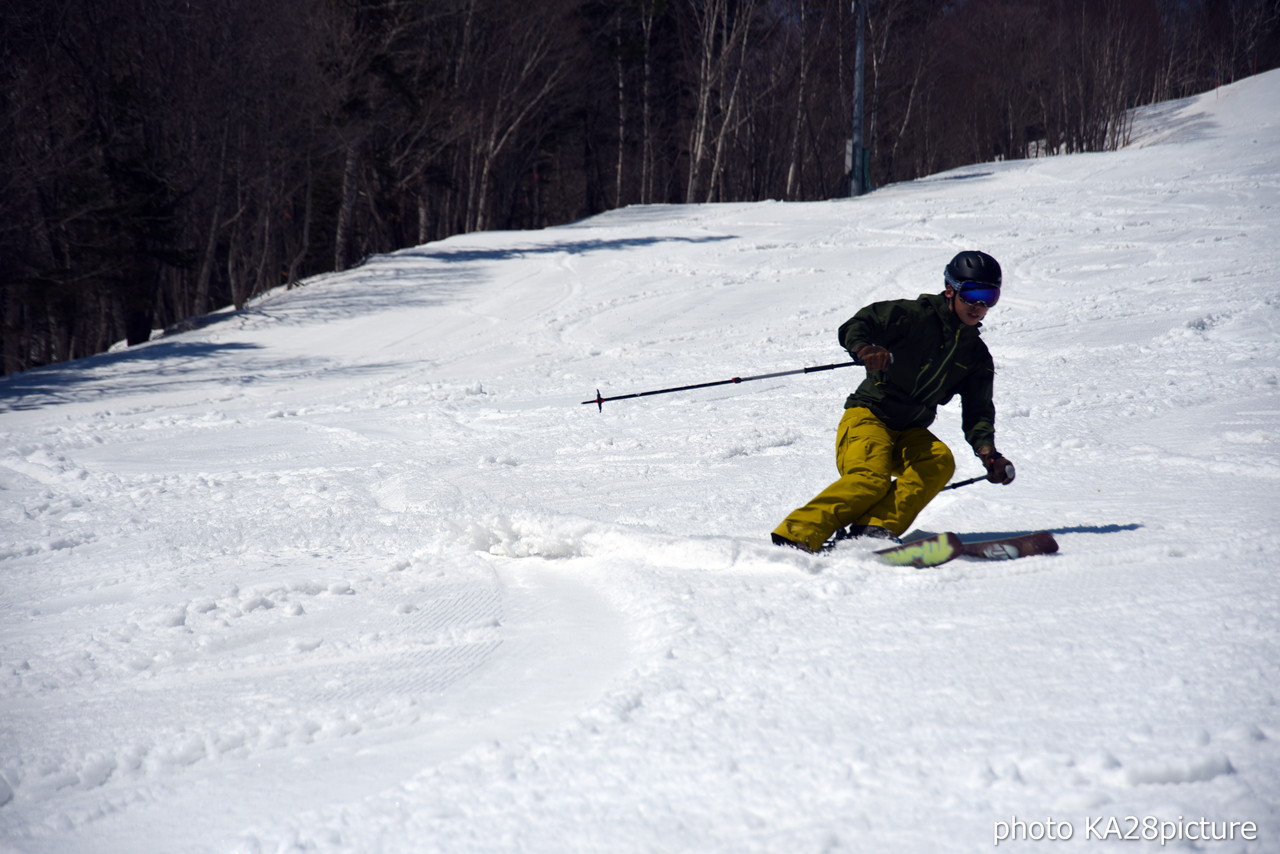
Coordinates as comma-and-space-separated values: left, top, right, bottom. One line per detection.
944, 250, 1002, 288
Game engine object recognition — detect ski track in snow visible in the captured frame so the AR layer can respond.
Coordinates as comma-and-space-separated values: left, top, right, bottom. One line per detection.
1, 73, 1279, 853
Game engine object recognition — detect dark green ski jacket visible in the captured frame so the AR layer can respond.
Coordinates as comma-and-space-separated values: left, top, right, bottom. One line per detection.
838, 292, 996, 452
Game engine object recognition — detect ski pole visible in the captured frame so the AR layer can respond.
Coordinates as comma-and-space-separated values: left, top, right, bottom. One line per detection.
584, 359, 863, 411
942, 460, 1015, 491
941, 474, 986, 491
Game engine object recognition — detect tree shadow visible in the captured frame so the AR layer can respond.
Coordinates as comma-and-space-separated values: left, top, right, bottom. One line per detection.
1128, 98, 1219, 147
172, 234, 735, 334
0, 341, 267, 411
2, 231, 736, 412
390, 233, 733, 265
917, 171, 996, 184
0, 340, 400, 412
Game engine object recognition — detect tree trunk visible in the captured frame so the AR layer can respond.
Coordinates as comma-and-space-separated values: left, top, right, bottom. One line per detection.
334, 143, 359, 272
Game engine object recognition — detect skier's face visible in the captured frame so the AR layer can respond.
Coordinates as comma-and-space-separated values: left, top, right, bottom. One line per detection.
946, 286, 989, 326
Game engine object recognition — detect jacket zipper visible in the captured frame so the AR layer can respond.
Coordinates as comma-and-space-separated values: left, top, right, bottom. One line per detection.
912, 327, 963, 405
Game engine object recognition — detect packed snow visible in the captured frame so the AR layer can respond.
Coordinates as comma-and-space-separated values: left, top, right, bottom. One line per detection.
2, 71, 1279, 854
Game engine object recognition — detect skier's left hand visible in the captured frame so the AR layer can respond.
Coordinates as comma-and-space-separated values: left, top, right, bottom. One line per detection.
978, 449, 1015, 484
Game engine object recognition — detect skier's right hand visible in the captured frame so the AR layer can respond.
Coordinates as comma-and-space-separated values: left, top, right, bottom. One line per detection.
855, 344, 891, 372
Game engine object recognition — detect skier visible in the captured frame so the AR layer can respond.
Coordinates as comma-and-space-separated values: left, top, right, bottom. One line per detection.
771, 250, 1015, 554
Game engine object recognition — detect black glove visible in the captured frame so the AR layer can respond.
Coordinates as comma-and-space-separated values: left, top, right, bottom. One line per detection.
854, 344, 892, 372
979, 449, 1015, 485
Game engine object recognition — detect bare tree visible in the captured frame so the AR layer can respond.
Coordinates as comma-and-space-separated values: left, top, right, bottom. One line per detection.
4, 0, 1280, 374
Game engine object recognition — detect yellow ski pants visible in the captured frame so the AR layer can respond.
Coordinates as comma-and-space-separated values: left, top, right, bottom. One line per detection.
772, 407, 956, 552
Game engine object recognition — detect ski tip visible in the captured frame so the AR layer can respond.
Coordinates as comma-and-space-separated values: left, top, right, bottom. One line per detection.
1034, 531, 1060, 554
873, 532, 962, 568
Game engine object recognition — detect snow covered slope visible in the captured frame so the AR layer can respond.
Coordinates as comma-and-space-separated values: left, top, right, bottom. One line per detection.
2, 71, 1279, 853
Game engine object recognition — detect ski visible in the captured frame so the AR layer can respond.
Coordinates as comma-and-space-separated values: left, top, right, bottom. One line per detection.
873, 530, 1058, 568
873, 532, 963, 567
959, 530, 1059, 561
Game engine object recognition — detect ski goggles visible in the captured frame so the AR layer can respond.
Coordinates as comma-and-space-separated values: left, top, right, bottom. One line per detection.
955, 284, 1000, 307
948, 278, 1001, 308
945, 269, 1001, 307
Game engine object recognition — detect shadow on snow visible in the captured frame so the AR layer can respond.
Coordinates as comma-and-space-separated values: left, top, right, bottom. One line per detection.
902, 523, 1144, 544
0, 232, 733, 412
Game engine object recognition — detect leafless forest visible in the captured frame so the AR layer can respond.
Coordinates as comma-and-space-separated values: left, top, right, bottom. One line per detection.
3, 0, 1277, 374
